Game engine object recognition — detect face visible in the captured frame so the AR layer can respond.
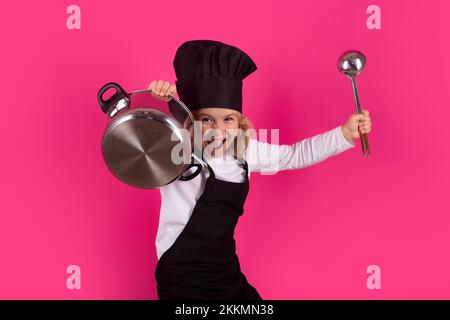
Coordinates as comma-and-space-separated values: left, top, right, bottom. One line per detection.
193, 108, 240, 158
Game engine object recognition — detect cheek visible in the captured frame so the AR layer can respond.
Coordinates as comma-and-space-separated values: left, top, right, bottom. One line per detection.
201, 124, 211, 135
225, 122, 239, 137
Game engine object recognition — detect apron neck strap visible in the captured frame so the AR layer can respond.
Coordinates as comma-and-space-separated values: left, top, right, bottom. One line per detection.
204, 157, 249, 179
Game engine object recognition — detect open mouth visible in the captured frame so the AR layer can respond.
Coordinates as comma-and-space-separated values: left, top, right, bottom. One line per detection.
205, 137, 226, 148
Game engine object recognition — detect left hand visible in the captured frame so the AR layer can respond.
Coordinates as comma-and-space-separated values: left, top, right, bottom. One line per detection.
341, 109, 372, 144
148, 80, 177, 102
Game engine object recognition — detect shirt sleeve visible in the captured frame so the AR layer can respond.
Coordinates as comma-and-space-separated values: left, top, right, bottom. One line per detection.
246, 125, 355, 174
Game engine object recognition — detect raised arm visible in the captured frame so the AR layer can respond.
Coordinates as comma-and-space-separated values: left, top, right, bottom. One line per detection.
246, 109, 372, 174
246, 125, 355, 174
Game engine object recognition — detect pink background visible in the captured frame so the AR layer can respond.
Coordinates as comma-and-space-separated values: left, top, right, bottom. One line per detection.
1, 0, 449, 299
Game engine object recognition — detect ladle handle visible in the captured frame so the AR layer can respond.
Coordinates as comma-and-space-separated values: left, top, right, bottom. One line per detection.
351, 79, 371, 158
360, 130, 371, 158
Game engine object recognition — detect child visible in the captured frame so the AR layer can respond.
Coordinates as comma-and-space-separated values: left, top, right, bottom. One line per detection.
148, 40, 372, 300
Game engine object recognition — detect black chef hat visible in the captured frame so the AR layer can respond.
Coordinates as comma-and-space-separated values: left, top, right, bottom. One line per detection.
173, 40, 257, 112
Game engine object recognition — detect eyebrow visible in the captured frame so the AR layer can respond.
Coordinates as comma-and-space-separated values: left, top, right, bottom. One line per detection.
197, 112, 238, 118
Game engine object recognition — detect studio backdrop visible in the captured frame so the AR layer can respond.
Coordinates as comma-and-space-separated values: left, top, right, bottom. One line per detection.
0, 0, 449, 299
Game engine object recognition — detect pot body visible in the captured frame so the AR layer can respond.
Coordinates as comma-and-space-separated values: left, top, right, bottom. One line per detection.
98, 82, 200, 188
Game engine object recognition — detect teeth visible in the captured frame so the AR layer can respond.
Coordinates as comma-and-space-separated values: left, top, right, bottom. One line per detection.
206, 139, 226, 147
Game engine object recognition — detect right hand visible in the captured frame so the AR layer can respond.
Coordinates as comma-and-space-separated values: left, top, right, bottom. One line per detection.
148, 80, 176, 102
341, 109, 372, 142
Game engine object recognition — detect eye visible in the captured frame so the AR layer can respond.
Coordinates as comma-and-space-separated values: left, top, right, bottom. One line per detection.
201, 117, 213, 123
224, 117, 235, 122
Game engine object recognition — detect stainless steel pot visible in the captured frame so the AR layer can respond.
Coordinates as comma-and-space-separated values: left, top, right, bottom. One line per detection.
97, 82, 205, 188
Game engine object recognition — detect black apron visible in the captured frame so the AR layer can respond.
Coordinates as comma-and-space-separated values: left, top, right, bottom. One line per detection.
155, 159, 262, 300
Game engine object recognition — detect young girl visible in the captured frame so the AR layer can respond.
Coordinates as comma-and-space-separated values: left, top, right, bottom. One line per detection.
148, 40, 372, 300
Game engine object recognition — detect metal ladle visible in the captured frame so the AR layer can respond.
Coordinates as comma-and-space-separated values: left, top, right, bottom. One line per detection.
337, 50, 371, 158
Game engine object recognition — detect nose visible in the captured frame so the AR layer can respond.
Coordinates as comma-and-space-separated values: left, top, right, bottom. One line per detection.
211, 122, 226, 138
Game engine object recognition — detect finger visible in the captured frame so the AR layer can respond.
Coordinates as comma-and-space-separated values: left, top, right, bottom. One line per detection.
148, 80, 157, 91
155, 80, 164, 94
361, 109, 370, 116
359, 123, 370, 130
160, 81, 170, 96
357, 114, 370, 122
360, 121, 371, 127
167, 84, 176, 96
354, 113, 365, 121
357, 112, 369, 122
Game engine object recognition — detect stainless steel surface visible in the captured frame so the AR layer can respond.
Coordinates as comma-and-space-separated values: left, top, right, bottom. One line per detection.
337, 51, 366, 80
106, 97, 130, 118
99, 86, 202, 188
102, 108, 191, 188
337, 50, 371, 158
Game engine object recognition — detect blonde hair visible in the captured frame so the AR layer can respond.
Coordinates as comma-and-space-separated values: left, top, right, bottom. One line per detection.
184, 110, 254, 159
234, 113, 254, 159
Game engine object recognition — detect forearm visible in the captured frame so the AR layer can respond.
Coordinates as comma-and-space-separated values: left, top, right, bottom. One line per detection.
341, 125, 355, 145
248, 125, 355, 174
290, 125, 355, 168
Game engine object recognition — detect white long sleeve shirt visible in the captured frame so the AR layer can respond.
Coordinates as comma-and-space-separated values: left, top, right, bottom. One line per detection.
156, 125, 355, 259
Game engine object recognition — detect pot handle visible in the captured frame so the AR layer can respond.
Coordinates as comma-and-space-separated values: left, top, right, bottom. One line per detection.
179, 162, 203, 181
97, 82, 129, 114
